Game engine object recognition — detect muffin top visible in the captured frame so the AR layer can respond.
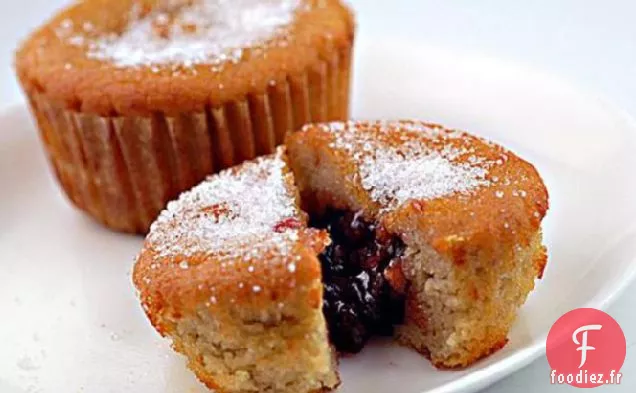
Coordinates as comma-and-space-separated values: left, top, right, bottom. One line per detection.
318, 121, 493, 210
15, 0, 354, 115
134, 147, 328, 324
287, 120, 549, 259
147, 147, 311, 262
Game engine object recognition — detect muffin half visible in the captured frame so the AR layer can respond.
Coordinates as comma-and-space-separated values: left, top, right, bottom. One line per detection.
286, 121, 549, 367
135, 148, 340, 392
15, 0, 355, 233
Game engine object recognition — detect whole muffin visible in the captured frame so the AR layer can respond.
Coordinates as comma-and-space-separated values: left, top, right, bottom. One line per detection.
15, 0, 355, 233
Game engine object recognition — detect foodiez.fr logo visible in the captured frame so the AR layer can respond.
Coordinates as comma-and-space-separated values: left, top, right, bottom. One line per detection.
547, 308, 626, 388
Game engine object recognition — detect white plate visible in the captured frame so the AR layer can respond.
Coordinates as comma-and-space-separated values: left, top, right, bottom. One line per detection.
2, 36, 636, 393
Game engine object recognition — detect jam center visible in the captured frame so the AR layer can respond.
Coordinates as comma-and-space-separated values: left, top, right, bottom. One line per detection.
311, 210, 407, 353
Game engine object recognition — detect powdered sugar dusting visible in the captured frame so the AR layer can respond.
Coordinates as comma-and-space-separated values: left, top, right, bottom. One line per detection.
364, 150, 490, 207
321, 121, 492, 209
60, 0, 302, 68
147, 148, 301, 260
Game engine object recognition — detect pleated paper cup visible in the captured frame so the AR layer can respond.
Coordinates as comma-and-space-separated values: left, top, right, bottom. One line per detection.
21, 44, 353, 233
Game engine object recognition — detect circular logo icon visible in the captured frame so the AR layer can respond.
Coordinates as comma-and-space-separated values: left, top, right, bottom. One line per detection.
547, 308, 626, 388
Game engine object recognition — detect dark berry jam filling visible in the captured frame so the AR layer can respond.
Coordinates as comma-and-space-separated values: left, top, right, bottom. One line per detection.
312, 210, 407, 353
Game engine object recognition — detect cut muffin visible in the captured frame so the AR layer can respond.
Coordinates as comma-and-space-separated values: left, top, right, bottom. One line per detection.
286, 120, 548, 368
134, 147, 339, 393
134, 120, 549, 392
15, 0, 355, 233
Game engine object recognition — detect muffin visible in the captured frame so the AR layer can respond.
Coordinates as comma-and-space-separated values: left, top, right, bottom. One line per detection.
134, 120, 549, 392
15, 0, 355, 233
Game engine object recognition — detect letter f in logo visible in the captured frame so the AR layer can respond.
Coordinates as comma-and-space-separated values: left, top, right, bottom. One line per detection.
572, 324, 603, 368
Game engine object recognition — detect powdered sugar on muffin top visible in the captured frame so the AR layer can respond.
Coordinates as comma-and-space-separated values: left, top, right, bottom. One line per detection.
147, 148, 302, 260
59, 0, 303, 68
317, 121, 493, 209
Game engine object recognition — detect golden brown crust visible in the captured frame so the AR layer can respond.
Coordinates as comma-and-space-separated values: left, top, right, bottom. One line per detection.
133, 149, 331, 330
134, 231, 328, 334
15, 0, 355, 116
286, 120, 549, 262
534, 245, 548, 279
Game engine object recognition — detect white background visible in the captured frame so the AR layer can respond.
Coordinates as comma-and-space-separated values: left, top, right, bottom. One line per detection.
1, 1, 635, 391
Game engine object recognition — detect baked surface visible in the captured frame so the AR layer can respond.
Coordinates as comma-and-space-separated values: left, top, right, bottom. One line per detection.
15, 0, 355, 116
286, 120, 548, 256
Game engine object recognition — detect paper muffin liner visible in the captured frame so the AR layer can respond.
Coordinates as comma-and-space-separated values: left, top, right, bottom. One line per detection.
23, 46, 353, 233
